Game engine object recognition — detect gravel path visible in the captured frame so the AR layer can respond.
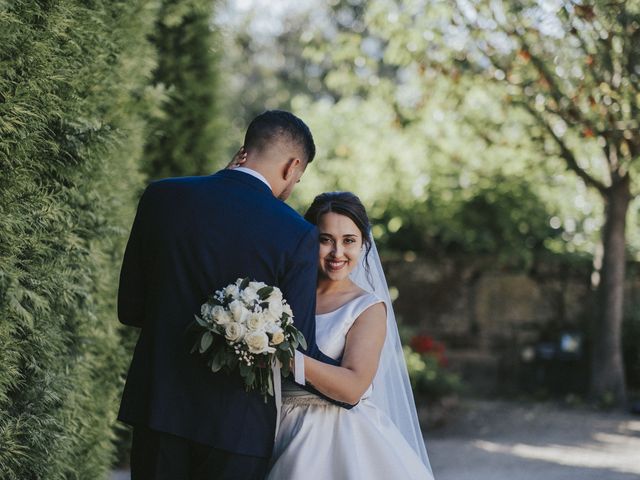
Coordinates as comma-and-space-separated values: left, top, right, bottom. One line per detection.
111, 399, 640, 480
426, 399, 640, 480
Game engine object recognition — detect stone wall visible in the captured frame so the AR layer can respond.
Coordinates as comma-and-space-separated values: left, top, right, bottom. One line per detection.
383, 255, 640, 395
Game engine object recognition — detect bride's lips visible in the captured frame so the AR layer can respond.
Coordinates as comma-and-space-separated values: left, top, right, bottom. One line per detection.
326, 259, 348, 271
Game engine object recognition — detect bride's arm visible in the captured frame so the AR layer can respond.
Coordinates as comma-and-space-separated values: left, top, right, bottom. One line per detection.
301, 302, 387, 405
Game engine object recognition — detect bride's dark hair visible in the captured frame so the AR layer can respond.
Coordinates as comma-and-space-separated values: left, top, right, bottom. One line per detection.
304, 192, 373, 273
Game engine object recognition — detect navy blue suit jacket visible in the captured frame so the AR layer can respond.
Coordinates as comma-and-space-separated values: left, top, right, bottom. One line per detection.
117, 169, 342, 458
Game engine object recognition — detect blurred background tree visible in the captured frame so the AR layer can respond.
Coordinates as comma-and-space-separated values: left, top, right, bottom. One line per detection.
216, 0, 639, 407
411, 0, 639, 405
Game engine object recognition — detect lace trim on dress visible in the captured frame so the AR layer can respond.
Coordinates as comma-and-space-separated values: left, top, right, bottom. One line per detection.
281, 380, 333, 407
282, 394, 333, 407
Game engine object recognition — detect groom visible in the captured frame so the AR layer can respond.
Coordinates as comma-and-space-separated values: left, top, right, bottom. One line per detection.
117, 110, 347, 479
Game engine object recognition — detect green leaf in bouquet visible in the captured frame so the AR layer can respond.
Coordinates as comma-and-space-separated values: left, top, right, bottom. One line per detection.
199, 331, 214, 353
210, 349, 225, 373
279, 355, 291, 377
257, 286, 274, 300
239, 278, 250, 290
245, 370, 255, 387
278, 341, 290, 351
239, 362, 251, 377
194, 314, 209, 328
297, 331, 307, 350
226, 354, 238, 370
190, 338, 201, 354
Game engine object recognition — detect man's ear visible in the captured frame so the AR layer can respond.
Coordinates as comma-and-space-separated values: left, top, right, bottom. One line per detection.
283, 157, 302, 180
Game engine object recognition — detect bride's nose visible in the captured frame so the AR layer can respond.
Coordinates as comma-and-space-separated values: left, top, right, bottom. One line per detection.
331, 242, 343, 257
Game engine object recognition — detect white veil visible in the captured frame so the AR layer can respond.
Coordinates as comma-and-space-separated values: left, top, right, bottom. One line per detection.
350, 236, 433, 474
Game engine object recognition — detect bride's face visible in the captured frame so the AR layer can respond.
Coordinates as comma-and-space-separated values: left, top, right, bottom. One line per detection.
317, 212, 363, 282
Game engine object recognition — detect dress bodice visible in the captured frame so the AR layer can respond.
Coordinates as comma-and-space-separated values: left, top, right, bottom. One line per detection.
315, 292, 383, 361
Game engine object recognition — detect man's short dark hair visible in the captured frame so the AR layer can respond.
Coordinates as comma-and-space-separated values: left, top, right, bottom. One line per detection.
244, 110, 316, 163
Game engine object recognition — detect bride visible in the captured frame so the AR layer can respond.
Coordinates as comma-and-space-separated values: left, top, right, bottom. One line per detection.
267, 191, 434, 479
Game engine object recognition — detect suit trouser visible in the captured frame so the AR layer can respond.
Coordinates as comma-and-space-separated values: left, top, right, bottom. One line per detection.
130, 425, 270, 480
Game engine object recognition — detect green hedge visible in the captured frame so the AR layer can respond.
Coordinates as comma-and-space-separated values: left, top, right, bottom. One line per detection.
112, 0, 225, 464
143, 0, 223, 180
0, 1, 159, 478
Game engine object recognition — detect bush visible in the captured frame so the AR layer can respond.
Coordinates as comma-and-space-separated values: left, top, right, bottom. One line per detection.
404, 335, 462, 400
0, 1, 158, 478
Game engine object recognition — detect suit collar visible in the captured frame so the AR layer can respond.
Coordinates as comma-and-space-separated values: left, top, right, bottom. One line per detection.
233, 167, 272, 190
215, 169, 274, 196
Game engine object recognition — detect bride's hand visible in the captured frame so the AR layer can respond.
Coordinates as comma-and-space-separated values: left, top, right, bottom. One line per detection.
226, 147, 247, 169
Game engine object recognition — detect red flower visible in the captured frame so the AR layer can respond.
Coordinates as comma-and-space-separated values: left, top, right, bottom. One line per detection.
410, 334, 435, 354
410, 334, 450, 367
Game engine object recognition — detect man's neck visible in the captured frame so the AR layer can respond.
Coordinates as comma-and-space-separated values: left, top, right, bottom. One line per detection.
233, 166, 273, 191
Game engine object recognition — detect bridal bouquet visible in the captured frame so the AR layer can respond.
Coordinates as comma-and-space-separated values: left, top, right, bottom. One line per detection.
189, 278, 306, 401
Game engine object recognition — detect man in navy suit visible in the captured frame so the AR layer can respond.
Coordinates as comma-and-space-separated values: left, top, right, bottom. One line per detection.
117, 111, 346, 479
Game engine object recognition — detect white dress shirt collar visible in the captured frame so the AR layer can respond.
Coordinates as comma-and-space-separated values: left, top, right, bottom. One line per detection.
233, 167, 272, 191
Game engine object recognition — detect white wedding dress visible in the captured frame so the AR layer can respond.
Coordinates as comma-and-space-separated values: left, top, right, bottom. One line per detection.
267, 292, 434, 480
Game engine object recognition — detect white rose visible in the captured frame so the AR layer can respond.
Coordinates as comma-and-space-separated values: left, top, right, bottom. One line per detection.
211, 305, 231, 326
268, 288, 283, 302
225, 322, 246, 343
229, 300, 250, 324
264, 321, 281, 334
224, 284, 240, 299
270, 330, 285, 345
282, 303, 293, 318
246, 312, 266, 332
241, 285, 260, 305
245, 331, 271, 354
268, 298, 284, 319
262, 308, 281, 327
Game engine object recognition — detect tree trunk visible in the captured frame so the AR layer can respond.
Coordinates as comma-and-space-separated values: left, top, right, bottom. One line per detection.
590, 175, 630, 406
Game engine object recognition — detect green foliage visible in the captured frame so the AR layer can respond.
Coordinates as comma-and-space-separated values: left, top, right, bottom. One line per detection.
217, 1, 640, 261
282, 91, 570, 267
216, 2, 600, 265
403, 347, 462, 400
0, 1, 159, 477
143, 0, 225, 180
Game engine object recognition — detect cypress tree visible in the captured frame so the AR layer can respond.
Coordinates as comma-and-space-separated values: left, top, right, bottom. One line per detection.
0, 1, 159, 478
142, 0, 225, 180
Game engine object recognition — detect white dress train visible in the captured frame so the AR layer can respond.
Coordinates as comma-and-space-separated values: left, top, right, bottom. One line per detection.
267, 292, 434, 480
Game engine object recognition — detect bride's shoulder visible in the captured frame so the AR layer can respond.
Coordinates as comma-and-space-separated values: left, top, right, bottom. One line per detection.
346, 294, 386, 340
351, 290, 386, 321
